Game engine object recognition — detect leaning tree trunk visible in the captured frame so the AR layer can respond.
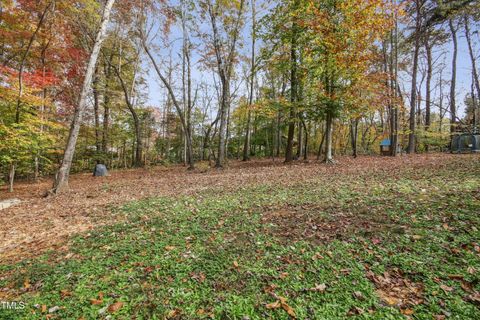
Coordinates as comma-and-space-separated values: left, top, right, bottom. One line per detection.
53, 0, 116, 193
143, 39, 195, 169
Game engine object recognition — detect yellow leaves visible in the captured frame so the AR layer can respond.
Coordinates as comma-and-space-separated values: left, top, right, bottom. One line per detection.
23, 279, 31, 290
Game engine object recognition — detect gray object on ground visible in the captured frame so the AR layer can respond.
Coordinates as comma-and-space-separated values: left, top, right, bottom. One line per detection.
0, 198, 21, 210
93, 164, 108, 177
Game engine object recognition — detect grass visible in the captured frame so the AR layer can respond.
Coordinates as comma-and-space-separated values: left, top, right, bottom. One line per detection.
1, 157, 479, 319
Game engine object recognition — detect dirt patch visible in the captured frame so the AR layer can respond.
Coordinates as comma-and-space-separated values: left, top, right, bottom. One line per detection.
261, 203, 402, 244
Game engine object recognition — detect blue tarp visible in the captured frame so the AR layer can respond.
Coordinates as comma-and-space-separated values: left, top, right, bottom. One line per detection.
380, 139, 391, 146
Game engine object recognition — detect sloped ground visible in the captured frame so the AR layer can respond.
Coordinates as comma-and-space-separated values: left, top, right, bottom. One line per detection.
0, 154, 479, 319
0, 154, 464, 264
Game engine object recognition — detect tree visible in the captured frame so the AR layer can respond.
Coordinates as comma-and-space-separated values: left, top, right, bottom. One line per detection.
203, 0, 246, 168
242, 0, 257, 162
53, 0, 116, 193
407, 0, 424, 154
448, 19, 458, 134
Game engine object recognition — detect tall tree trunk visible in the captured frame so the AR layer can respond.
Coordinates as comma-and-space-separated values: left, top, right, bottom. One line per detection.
464, 16, 480, 106
324, 112, 333, 163
285, 0, 299, 163
316, 123, 326, 160
407, 0, 422, 154
113, 66, 143, 167
390, 12, 399, 157
449, 19, 458, 135
350, 118, 359, 158
243, 0, 256, 161
425, 34, 433, 151
181, 1, 195, 168
296, 118, 303, 159
35, 42, 50, 181
8, 163, 15, 193
205, 0, 245, 168
53, 0, 116, 193
302, 120, 308, 160
93, 67, 102, 154
275, 111, 281, 157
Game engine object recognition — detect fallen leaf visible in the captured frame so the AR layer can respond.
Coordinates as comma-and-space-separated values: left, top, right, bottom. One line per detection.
90, 292, 104, 305
309, 283, 327, 292
48, 306, 60, 313
166, 309, 180, 318
376, 290, 399, 306
24, 279, 30, 289
108, 301, 123, 313
90, 299, 103, 305
282, 302, 296, 318
462, 281, 474, 294
353, 291, 364, 300
233, 261, 239, 268
165, 246, 175, 251
347, 306, 364, 315
60, 289, 72, 299
440, 284, 453, 293
278, 297, 296, 318
41, 305, 47, 313
465, 292, 480, 305
401, 309, 414, 315
266, 301, 281, 309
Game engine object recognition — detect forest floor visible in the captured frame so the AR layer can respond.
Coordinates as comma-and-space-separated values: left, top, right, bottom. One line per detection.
0, 154, 479, 319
